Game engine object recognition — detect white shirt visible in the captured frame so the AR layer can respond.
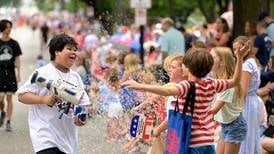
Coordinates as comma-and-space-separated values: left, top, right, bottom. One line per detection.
16, 63, 90, 154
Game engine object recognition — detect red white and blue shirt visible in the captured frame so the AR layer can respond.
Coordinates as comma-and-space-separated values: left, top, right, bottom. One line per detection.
176, 78, 228, 147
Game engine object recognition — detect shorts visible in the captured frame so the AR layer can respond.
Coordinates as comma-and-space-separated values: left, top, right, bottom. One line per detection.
0, 69, 17, 92
189, 145, 215, 154
36, 147, 65, 154
220, 113, 247, 143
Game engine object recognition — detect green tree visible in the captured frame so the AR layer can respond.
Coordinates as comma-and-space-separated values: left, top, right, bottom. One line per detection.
197, 0, 231, 23
148, 0, 197, 22
146, 0, 230, 23
35, 0, 86, 13
0, 0, 21, 7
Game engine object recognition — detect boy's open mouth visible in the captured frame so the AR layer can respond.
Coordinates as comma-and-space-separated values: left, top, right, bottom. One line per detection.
69, 55, 76, 60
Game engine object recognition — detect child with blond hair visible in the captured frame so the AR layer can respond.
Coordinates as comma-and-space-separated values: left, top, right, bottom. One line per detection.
210, 47, 247, 154
152, 54, 187, 137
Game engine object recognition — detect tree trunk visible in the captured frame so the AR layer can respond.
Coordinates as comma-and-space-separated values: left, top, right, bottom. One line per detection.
233, 0, 268, 38
211, 0, 217, 21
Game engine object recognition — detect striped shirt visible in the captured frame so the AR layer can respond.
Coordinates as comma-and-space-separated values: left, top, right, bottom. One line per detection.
176, 78, 228, 147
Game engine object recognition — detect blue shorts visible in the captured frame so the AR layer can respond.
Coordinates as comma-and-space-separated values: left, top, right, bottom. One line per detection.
189, 145, 215, 154
220, 113, 247, 143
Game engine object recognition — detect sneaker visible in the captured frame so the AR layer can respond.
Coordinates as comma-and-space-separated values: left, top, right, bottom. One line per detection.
6, 122, 12, 132
0, 112, 5, 127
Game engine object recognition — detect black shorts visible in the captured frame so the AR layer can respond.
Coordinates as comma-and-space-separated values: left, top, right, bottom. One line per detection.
0, 69, 17, 92
36, 147, 65, 154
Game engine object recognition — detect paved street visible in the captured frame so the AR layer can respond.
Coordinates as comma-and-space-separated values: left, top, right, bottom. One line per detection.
0, 26, 123, 154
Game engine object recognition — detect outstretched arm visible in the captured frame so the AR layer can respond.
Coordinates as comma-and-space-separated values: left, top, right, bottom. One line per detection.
122, 80, 179, 96
152, 118, 168, 137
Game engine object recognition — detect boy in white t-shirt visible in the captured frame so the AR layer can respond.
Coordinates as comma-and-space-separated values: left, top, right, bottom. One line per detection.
17, 33, 91, 154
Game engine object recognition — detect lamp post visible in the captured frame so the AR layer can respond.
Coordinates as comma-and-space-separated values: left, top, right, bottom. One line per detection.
130, 0, 151, 66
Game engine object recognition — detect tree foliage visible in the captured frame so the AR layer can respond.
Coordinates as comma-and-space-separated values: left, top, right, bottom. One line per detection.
34, 0, 232, 24
33, 0, 272, 36
35, 0, 86, 13
0, 0, 21, 7
148, 0, 197, 22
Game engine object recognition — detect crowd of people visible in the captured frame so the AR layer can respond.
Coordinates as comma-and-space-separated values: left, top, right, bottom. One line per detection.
0, 8, 273, 154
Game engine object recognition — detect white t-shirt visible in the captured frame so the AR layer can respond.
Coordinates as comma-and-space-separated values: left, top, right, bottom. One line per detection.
16, 63, 90, 154
213, 88, 242, 124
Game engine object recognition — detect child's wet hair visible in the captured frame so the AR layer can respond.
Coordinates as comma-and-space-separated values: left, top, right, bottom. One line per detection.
183, 48, 214, 78
48, 33, 78, 60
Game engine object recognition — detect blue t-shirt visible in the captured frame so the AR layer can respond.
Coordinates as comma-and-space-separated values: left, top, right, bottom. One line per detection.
159, 27, 185, 55
266, 22, 274, 56
260, 70, 274, 104
260, 70, 274, 88
254, 33, 272, 67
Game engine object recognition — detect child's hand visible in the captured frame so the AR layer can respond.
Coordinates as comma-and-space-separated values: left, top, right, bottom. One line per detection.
74, 116, 87, 126
121, 80, 141, 90
151, 128, 160, 137
42, 95, 56, 106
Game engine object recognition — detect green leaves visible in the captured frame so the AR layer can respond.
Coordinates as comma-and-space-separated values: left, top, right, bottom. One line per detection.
0, 0, 21, 7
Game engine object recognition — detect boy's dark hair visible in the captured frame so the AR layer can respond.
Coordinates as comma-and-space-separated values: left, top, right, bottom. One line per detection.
0, 19, 12, 32
48, 33, 78, 60
183, 48, 213, 78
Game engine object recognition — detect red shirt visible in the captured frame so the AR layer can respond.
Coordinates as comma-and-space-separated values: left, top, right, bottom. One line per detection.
176, 78, 228, 147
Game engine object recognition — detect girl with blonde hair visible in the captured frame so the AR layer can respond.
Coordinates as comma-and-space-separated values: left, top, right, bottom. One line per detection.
210, 47, 247, 154
233, 36, 261, 154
